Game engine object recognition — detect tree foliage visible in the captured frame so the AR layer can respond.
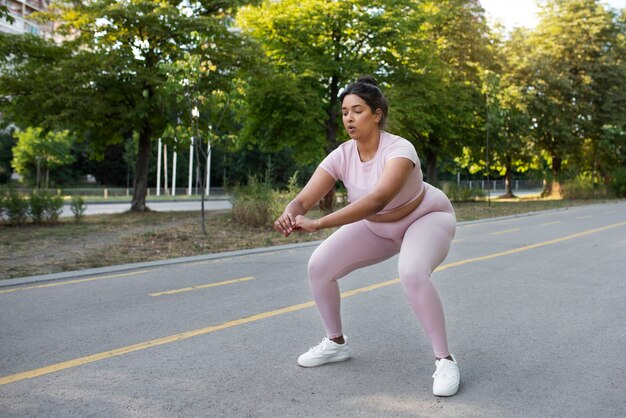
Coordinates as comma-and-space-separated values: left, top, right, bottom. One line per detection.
12, 127, 76, 188
0, 0, 257, 210
506, 0, 626, 196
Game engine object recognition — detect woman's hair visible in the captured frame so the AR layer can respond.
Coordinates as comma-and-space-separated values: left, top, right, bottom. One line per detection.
339, 76, 389, 128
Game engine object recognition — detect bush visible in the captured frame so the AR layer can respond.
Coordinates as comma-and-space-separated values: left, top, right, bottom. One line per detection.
561, 174, 610, 200
232, 175, 274, 227
3, 188, 29, 225
28, 190, 64, 223
43, 193, 64, 222
28, 191, 47, 223
232, 172, 300, 228
441, 182, 486, 202
609, 167, 626, 198
70, 195, 86, 220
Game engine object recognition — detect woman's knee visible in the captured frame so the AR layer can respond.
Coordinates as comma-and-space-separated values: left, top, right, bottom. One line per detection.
398, 260, 431, 289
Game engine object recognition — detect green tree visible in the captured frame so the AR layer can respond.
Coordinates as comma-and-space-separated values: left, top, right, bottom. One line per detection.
12, 127, 75, 188
386, 0, 495, 185
237, 0, 405, 209
513, 0, 624, 196
0, 0, 257, 211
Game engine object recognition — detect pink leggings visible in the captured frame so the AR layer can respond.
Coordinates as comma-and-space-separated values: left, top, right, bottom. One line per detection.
307, 183, 456, 358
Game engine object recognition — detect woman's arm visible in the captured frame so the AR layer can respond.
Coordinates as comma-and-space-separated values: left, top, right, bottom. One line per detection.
295, 157, 414, 232
274, 167, 336, 236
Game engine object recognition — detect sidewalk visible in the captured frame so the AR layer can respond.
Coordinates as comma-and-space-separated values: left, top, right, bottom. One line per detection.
60, 198, 233, 217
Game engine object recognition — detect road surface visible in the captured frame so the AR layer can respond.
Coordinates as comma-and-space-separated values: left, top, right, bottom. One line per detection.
1, 200, 625, 417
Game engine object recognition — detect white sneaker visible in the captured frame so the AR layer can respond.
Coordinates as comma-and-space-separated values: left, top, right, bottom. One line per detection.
432, 354, 460, 397
297, 337, 352, 367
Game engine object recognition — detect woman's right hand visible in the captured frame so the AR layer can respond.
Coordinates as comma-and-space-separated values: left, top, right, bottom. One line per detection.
274, 213, 297, 237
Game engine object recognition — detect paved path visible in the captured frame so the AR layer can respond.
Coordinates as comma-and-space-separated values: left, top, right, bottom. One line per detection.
60, 199, 233, 218
1, 201, 625, 417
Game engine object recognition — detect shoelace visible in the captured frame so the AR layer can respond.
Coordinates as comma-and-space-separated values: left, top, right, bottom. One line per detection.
432, 360, 455, 379
308, 338, 331, 353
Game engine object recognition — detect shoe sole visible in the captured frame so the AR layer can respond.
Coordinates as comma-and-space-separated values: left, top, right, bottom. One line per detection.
433, 382, 460, 397
298, 353, 352, 368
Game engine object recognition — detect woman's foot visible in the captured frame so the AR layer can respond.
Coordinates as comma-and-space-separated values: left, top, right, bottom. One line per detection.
297, 336, 351, 367
432, 354, 460, 396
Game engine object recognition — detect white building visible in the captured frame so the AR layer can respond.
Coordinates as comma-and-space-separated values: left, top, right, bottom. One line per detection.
0, 0, 53, 37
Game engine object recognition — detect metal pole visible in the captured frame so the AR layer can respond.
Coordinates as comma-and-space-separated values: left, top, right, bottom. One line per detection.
188, 138, 194, 196
156, 138, 162, 196
205, 126, 212, 196
172, 145, 177, 197
163, 144, 168, 195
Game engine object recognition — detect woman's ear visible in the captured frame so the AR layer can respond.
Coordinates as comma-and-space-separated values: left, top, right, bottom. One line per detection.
375, 108, 382, 124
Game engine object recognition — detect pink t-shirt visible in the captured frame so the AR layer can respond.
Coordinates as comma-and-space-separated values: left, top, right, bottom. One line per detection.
319, 131, 424, 214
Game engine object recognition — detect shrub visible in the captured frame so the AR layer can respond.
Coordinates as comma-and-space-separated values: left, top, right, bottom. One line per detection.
232, 174, 274, 227
70, 195, 86, 220
441, 182, 486, 202
269, 171, 299, 223
608, 167, 626, 198
3, 188, 29, 225
29, 191, 47, 223
44, 193, 64, 222
232, 172, 300, 228
561, 174, 610, 200
28, 190, 64, 223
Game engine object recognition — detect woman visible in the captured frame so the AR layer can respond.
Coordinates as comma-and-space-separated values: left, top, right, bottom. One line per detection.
274, 76, 460, 397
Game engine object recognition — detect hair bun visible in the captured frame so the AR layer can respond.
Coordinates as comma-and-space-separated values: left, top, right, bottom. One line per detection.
357, 75, 378, 87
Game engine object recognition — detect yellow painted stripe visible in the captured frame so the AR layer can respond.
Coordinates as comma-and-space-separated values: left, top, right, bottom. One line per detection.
452, 239, 465, 243
492, 228, 521, 236
1, 220, 625, 386
541, 221, 561, 226
0, 270, 156, 295
149, 277, 255, 297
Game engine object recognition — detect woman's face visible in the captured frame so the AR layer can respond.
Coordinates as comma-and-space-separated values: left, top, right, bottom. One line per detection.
341, 94, 382, 140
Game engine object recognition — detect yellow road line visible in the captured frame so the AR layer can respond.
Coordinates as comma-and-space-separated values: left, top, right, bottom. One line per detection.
541, 221, 561, 226
149, 277, 255, 297
1, 220, 625, 386
492, 228, 521, 236
452, 239, 465, 243
0, 270, 157, 295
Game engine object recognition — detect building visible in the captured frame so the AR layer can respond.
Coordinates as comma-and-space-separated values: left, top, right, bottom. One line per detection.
0, 0, 54, 37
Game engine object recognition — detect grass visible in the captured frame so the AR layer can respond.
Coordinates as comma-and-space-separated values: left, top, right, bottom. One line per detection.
0, 197, 617, 280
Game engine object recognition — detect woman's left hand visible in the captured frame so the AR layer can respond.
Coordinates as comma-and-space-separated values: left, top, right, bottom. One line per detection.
295, 215, 321, 233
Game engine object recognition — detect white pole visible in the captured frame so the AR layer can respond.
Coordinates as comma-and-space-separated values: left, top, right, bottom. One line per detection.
205, 128, 211, 196
163, 144, 168, 195
172, 146, 177, 196
188, 137, 194, 196
156, 137, 162, 196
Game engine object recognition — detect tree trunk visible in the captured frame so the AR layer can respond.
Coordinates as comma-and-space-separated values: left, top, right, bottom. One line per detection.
424, 147, 438, 186
501, 155, 516, 198
542, 154, 562, 198
130, 129, 152, 212
319, 73, 340, 214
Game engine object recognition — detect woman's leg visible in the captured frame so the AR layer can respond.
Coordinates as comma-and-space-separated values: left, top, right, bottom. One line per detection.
308, 221, 399, 338
398, 211, 456, 358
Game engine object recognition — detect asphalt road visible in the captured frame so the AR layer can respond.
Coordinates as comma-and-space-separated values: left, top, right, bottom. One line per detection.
1, 201, 625, 417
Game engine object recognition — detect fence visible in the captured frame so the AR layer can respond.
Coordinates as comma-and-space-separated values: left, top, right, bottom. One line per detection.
3, 187, 227, 199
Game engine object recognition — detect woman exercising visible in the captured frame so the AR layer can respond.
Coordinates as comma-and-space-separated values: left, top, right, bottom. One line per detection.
274, 76, 460, 397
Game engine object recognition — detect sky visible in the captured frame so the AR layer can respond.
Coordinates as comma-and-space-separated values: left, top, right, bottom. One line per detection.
480, 0, 626, 32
